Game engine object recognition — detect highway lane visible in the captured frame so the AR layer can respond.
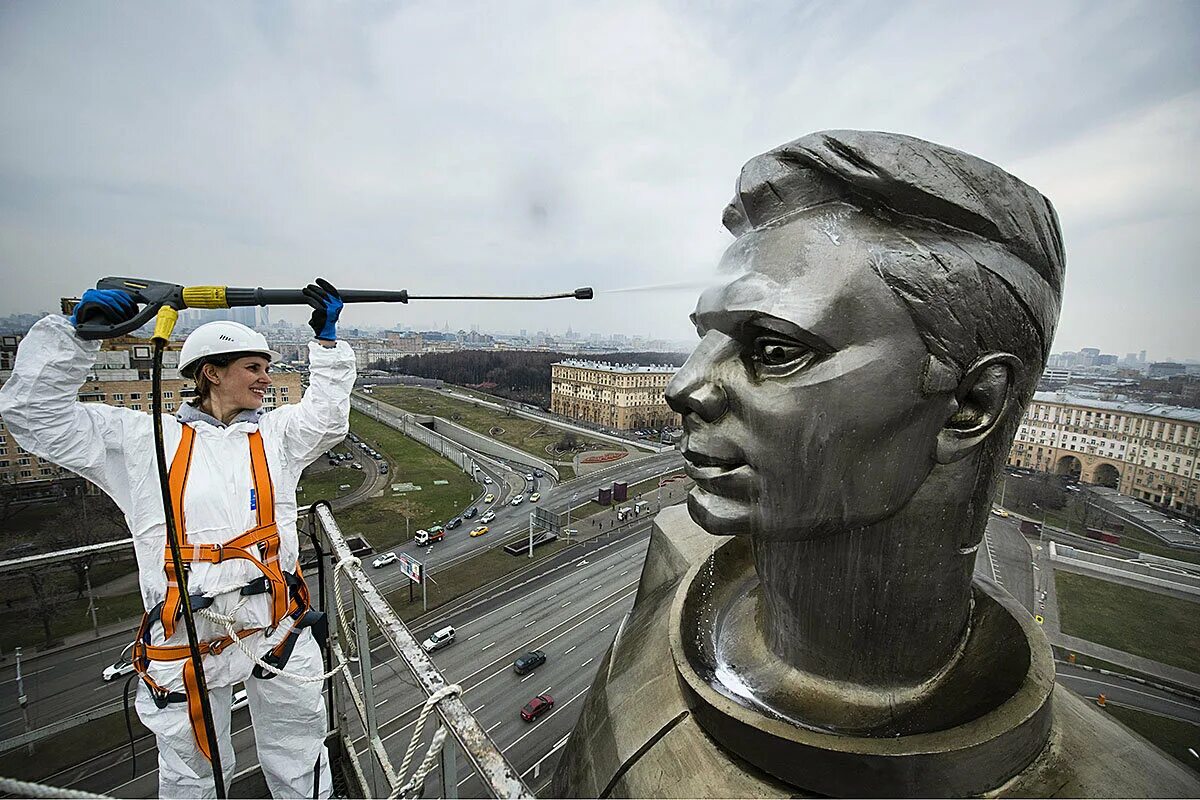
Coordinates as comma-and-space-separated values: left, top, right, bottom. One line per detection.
1056, 661, 1200, 725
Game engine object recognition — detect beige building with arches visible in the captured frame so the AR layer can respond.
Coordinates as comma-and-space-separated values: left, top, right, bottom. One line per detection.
1007, 391, 1200, 518
550, 360, 681, 431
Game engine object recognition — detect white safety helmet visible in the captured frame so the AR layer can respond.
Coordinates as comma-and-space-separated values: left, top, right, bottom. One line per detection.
178, 320, 280, 379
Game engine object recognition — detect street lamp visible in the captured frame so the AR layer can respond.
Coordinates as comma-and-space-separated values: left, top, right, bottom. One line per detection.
83, 563, 99, 638
1032, 502, 1047, 551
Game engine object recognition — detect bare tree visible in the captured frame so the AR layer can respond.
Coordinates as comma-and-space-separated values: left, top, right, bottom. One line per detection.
25, 565, 68, 649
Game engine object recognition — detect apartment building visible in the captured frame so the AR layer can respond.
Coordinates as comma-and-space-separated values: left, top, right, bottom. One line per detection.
550, 360, 680, 431
1008, 390, 1200, 517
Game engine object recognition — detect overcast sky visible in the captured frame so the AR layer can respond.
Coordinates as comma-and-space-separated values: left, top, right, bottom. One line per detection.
1, 2, 1197, 358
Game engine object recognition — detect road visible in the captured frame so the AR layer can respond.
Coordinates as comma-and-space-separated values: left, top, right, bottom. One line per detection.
974, 514, 1036, 613
364, 449, 683, 598
1056, 661, 1200, 725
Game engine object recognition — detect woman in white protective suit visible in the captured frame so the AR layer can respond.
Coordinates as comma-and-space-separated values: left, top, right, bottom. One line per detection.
0, 279, 354, 799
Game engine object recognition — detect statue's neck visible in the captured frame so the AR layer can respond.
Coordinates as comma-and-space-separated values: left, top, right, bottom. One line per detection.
751, 471, 980, 688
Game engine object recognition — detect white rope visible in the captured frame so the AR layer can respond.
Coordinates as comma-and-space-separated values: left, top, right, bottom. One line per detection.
0, 776, 109, 799
389, 684, 462, 799
198, 606, 345, 683
193, 554, 363, 684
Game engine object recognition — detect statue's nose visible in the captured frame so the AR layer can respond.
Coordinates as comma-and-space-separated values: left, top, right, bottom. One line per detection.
666, 340, 729, 423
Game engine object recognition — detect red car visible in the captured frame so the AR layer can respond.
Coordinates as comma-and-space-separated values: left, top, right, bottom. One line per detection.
520, 694, 554, 722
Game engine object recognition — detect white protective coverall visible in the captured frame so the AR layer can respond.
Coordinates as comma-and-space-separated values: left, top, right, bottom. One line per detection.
0, 314, 357, 798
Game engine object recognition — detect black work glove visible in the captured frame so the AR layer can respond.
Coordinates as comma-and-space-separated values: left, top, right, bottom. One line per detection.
69, 289, 138, 327
303, 278, 343, 340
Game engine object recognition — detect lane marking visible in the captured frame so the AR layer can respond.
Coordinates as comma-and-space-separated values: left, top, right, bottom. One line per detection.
482, 642, 496, 651
564, 646, 576, 655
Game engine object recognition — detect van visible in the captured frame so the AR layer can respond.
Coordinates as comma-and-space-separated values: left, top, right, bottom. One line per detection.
617, 506, 633, 520
422, 626, 456, 652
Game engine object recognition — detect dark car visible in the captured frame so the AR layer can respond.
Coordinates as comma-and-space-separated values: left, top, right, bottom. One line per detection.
513, 650, 546, 675
520, 694, 554, 722
446, 517, 462, 530
534, 469, 543, 478
464, 507, 478, 519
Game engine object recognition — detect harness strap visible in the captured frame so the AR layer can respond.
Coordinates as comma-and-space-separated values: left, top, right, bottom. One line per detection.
161, 427, 289, 639
161, 424, 197, 639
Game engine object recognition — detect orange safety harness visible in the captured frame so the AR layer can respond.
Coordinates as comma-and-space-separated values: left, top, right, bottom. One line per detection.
133, 423, 325, 761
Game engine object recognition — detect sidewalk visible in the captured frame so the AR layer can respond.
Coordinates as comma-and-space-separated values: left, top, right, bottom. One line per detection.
6, 615, 140, 665
565, 481, 691, 545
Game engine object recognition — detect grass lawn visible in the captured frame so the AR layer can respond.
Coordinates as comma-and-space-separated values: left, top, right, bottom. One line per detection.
1054, 570, 1200, 674
1105, 704, 1200, 775
296, 463, 366, 506
372, 386, 617, 465
335, 409, 480, 551
0, 707, 152, 782
386, 538, 573, 621
0, 590, 144, 650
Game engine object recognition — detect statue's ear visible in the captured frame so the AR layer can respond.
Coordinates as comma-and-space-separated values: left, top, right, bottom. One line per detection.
935, 353, 1022, 465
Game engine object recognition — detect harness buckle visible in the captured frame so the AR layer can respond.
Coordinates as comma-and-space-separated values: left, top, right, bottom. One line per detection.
207, 638, 228, 656
152, 688, 171, 709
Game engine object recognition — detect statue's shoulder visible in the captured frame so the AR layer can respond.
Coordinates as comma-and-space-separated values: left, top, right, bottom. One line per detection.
552, 506, 795, 798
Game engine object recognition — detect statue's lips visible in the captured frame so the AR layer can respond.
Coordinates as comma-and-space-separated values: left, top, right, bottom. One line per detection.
682, 450, 751, 486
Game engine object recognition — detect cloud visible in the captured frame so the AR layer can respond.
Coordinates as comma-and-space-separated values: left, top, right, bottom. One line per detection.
1, 1, 1197, 355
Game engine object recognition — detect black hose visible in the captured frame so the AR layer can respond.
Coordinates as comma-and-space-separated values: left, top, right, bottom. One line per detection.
304, 502, 335, 735
121, 673, 138, 780
152, 338, 226, 797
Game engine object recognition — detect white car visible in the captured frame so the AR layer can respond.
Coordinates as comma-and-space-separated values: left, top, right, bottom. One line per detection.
421, 626, 456, 652
102, 656, 135, 682
480, 511, 496, 524
372, 552, 398, 568
511, 495, 524, 506
484, 476, 493, 484
525, 473, 534, 481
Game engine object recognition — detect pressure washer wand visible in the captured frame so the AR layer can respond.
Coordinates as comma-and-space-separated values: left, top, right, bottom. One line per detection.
75, 278, 593, 341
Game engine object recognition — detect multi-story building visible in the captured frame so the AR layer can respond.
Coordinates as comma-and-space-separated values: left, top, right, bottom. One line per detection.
550, 360, 680, 431
1007, 391, 1200, 517
0, 334, 302, 497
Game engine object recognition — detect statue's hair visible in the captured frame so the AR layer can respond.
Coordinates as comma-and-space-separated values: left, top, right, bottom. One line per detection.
723, 130, 1065, 405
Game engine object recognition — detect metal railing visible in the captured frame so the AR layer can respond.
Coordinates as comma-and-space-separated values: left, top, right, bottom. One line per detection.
308, 502, 533, 799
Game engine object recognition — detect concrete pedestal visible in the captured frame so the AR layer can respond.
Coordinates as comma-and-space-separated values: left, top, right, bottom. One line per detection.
552, 506, 1200, 798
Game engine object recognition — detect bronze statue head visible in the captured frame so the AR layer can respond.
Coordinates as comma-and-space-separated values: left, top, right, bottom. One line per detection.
668, 130, 1065, 544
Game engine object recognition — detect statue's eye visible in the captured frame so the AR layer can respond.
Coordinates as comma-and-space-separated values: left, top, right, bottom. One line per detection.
749, 337, 817, 376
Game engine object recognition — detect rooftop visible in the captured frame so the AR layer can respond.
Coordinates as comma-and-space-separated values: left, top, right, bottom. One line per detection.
553, 359, 679, 374
1032, 390, 1200, 424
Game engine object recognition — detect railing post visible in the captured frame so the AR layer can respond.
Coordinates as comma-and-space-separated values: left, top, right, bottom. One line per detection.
441, 732, 460, 799
353, 588, 386, 797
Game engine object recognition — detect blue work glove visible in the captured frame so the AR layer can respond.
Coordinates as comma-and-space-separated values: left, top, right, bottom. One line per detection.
303, 278, 343, 340
69, 288, 138, 327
